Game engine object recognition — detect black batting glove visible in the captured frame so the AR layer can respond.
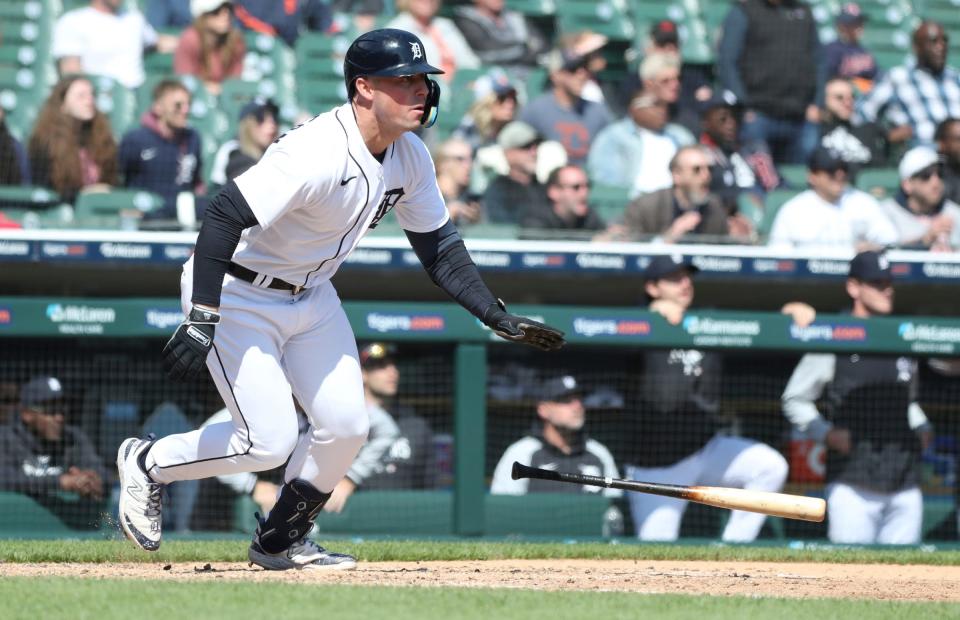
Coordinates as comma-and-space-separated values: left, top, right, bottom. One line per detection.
162, 307, 221, 381
483, 299, 566, 351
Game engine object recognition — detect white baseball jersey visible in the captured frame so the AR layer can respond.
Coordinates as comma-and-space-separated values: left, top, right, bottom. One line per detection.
233, 103, 450, 287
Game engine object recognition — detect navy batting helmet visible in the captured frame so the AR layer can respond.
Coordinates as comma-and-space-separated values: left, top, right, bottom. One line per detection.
343, 28, 444, 127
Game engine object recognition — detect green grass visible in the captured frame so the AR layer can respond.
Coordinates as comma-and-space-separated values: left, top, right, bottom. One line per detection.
0, 578, 956, 620
2, 539, 959, 565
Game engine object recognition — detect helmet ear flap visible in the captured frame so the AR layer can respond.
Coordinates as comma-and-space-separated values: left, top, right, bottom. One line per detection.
420, 77, 440, 128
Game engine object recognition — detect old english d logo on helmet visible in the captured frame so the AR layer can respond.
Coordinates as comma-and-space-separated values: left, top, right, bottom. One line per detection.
343, 28, 444, 127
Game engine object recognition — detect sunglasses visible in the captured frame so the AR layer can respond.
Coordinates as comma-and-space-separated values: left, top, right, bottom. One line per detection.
912, 164, 942, 181
558, 182, 589, 191
29, 404, 66, 416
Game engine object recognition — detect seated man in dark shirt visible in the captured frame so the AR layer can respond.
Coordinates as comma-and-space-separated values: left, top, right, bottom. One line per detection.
482, 121, 551, 224
0, 376, 107, 530
521, 164, 606, 239
491, 374, 620, 496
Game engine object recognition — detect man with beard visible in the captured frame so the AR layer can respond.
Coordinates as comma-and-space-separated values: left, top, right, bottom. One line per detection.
620, 145, 751, 243
782, 251, 930, 544
698, 91, 779, 213
0, 376, 107, 530
879, 145, 960, 251
323, 343, 435, 512
936, 117, 960, 204
856, 21, 960, 145
521, 164, 606, 239
491, 374, 620, 497
816, 78, 887, 181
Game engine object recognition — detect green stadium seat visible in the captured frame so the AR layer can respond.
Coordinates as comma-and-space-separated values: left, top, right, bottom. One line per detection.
505, 0, 557, 16
588, 183, 632, 223
777, 164, 808, 189
0, 185, 61, 209
557, 0, 637, 41
90, 74, 138, 138
74, 189, 165, 229
855, 166, 899, 200
758, 188, 798, 237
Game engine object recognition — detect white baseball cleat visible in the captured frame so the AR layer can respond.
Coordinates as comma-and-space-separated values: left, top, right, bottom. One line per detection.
248, 535, 357, 571
117, 436, 163, 551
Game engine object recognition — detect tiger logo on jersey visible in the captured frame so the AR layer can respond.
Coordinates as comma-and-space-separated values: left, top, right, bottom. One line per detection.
369, 188, 405, 228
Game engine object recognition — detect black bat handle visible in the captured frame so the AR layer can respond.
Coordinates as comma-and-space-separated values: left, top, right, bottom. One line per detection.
511, 462, 613, 487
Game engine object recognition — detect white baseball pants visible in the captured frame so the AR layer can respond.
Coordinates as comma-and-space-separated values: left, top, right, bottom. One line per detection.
826, 483, 923, 544
626, 435, 789, 542
145, 259, 369, 494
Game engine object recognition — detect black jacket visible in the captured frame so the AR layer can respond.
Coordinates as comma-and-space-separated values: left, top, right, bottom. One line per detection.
0, 419, 107, 496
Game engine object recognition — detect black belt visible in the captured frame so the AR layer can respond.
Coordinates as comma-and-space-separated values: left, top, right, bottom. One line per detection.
227, 262, 305, 294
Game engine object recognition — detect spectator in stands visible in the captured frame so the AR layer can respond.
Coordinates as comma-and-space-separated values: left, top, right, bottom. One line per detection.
330, 1, 385, 33
233, 0, 332, 48
639, 20, 715, 135
587, 91, 676, 197
717, 0, 822, 164
623, 255, 797, 541
0, 376, 108, 530
518, 40, 613, 166
491, 374, 621, 497
387, 0, 480, 84
482, 121, 550, 224
118, 79, 203, 220
53, 0, 177, 89
856, 21, 960, 146
768, 146, 898, 249
210, 97, 279, 188
28, 76, 118, 204
174, 0, 245, 96
817, 77, 887, 181
454, 69, 518, 152
521, 164, 606, 238
0, 107, 29, 186
452, 0, 546, 69
620, 145, 750, 243
324, 343, 435, 512
782, 251, 930, 544
434, 137, 483, 227
879, 146, 960, 251
146, 0, 193, 30
640, 53, 695, 147
822, 3, 877, 93
699, 91, 779, 213
562, 31, 612, 109
936, 118, 960, 205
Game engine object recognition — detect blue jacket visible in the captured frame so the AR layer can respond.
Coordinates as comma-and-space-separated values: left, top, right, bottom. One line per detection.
118, 112, 203, 219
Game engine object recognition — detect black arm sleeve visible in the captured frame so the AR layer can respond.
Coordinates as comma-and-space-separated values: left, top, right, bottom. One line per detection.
191, 181, 260, 307
405, 220, 501, 323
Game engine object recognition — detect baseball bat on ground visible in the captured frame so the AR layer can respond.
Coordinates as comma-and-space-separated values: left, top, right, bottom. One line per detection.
511, 462, 825, 522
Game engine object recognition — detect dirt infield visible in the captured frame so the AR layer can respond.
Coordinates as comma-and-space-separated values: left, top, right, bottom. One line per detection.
3, 560, 959, 601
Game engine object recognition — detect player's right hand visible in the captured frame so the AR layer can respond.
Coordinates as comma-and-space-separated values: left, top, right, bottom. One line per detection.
162, 307, 221, 381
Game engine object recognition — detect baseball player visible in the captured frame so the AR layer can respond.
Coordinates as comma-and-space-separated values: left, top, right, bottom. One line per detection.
782, 251, 931, 544
116, 28, 565, 570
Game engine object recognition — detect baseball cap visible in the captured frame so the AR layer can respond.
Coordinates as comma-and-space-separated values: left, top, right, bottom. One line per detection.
651, 20, 680, 47
836, 3, 867, 26
807, 146, 848, 173
849, 250, 892, 280
191, 0, 231, 18
20, 376, 65, 408
898, 146, 941, 180
238, 97, 279, 123
539, 375, 584, 402
359, 342, 396, 369
497, 121, 539, 150
472, 68, 517, 102
698, 89, 740, 116
643, 254, 699, 281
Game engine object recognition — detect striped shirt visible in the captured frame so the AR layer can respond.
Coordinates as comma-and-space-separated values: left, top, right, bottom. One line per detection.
854, 61, 960, 145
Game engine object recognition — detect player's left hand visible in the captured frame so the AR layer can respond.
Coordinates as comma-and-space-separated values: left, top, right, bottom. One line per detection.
162, 307, 221, 381
485, 300, 565, 351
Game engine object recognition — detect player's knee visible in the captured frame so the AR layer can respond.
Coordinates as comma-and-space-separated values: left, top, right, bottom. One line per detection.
758, 448, 789, 488
249, 426, 300, 470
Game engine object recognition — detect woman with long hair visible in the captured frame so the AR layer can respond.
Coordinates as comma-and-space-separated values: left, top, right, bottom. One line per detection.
28, 75, 118, 203
209, 98, 279, 188
174, 0, 245, 95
